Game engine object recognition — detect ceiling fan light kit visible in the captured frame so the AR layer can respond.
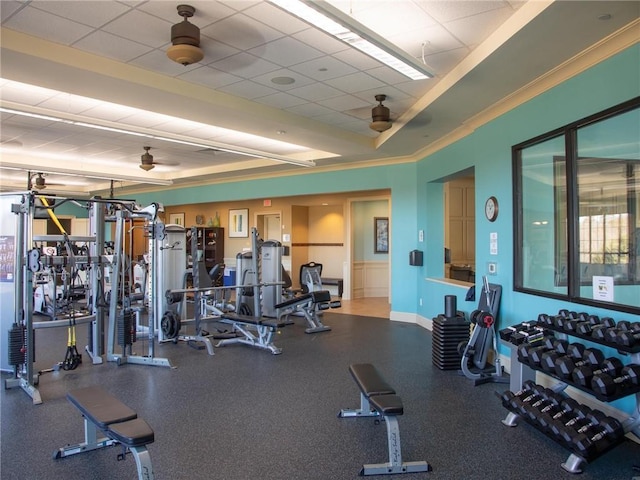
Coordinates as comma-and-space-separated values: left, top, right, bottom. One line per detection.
370, 94, 392, 133
140, 146, 155, 171
167, 4, 204, 66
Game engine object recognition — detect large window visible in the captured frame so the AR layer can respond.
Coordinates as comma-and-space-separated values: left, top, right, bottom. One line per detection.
514, 97, 640, 314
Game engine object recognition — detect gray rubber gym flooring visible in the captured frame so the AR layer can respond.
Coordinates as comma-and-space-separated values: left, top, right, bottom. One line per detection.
2, 312, 639, 480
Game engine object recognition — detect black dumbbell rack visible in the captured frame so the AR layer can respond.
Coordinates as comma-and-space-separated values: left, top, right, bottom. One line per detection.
500, 311, 640, 474
499, 384, 626, 465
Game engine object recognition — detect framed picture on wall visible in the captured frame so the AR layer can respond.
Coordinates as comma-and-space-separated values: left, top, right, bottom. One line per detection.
374, 217, 389, 253
229, 208, 249, 237
169, 213, 185, 226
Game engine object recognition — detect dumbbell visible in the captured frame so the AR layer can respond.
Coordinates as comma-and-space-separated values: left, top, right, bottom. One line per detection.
554, 348, 604, 379
517, 337, 554, 366
615, 322, 640, 347
550, 403, 593, 441
522, 390, 565, 421
512, 327, 547, 345
500, 380, 538, 408
592, 325, 619, 343
558, 309, 579, 320
510, 387, 552, 415
540, 342, 583, 373
572, 409, 608, 434
537, 313, 559, 328
591, 364, 640, 396
577, 316, 616, 336
572, 357, 624, 387
527, 339, 569, 368
537, 397, 580, 431
571, 416, 625, 457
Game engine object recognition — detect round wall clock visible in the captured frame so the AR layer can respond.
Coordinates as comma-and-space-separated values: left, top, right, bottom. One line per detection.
484, 196, 499, 222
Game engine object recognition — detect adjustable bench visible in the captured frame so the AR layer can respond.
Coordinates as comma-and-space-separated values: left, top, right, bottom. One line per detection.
339, 363, 431, 476
276, 290, 341, 333
54, 386, 155, 480
217, 313, 287, 354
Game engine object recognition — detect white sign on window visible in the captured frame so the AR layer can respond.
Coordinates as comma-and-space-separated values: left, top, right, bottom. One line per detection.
592, 276, 614, 302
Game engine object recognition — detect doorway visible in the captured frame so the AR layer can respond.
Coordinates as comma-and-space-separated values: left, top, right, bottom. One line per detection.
255, 213, 281, 242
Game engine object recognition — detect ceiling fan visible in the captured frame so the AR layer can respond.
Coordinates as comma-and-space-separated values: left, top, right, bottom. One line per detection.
140, 146, 156, 171
27, 172, 56, 190
140, 146, 179, 171
370, 94, 393, 133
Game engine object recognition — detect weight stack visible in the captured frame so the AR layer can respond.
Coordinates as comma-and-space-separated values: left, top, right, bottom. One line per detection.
432, 295, 470, 370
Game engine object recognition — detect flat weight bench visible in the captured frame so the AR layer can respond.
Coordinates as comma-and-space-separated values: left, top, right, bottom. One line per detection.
217, 313, 286, 354
276, 290, 341, 334
54, 386, 155, 480
339, 363, 431, 476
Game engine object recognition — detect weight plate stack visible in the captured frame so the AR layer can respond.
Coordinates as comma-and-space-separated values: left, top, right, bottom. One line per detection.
432, 313, 470, 370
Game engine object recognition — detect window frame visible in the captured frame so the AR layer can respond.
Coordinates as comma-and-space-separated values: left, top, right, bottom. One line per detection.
513, 96, 640, 315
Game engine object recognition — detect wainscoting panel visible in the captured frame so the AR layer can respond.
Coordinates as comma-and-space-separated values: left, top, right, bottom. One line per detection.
352, 261, 389, 298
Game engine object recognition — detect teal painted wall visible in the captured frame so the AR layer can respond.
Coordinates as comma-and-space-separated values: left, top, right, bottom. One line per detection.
416, 45, 640, 414
134, 45, 639, 413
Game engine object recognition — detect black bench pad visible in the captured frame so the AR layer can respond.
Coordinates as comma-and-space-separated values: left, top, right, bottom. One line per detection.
108, 418, 155, 447
349, 363, 396, 397
309, 290, 331, 303
221, 313, 286, 328
275, 293, 312, 309
67, 386, 137, 429
369, 394, 404, 416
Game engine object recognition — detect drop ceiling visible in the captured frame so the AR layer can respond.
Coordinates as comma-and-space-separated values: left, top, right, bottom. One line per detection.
0, 1, 638, 195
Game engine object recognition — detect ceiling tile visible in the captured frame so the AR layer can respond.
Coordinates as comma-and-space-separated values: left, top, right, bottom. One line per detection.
365, 65, 421, 88
285, 103, 334, 117
251, 68, 315, 91
444, 7, 518, 47
289, 56, 358, 81
3, 6, 94, 44
389, 23, 464, 59
201, 13, 284, 50
286, 83, 344, 102
242, 2, 309, 35
102, 9, 170, 47
29, 1, 131, 28
332, 48, 382, 71
292, 28, 349, 55
200, 35, 242, 63
74, 31, 154, 62
177, 65, 244, 89
218, 79, 279, 100
210, 52, 281, 78
138, 1, 237, 28
248, 36, 324, 67
419, 1, 508, 23
38, 94, 102, 115
0, 83, 55, 105
325, 72, 385, 94
252, 92, 308, 109
0, 1, 26, 22
317, 94, 370, 112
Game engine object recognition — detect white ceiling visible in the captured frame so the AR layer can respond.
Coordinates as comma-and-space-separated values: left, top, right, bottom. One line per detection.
0, 1, 638, 195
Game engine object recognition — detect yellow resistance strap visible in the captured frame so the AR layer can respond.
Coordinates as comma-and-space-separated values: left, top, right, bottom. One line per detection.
39, 196, 66, 234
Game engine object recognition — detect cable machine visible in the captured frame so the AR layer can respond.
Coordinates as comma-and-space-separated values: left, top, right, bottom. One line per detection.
4, 192, 170, 404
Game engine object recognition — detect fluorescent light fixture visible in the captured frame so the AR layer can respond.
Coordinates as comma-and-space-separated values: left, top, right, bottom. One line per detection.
0, 164, 174, 186
269, 0, 432, 80
0, 106, 316, 168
